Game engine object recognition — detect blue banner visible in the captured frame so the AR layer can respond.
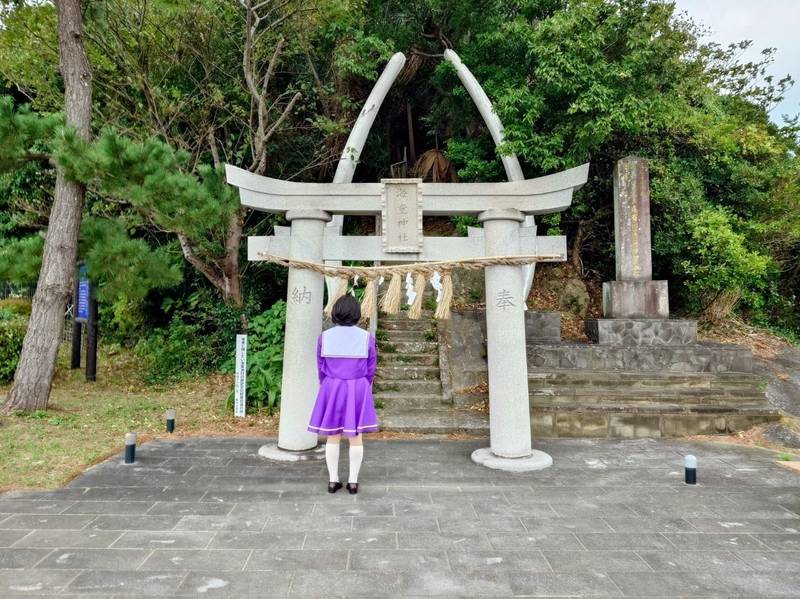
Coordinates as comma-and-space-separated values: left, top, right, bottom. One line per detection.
76, 265, 90, 322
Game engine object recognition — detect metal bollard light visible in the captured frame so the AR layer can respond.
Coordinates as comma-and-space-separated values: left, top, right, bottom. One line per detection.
684, 454, 697, 485
166, 409, 176, 434
124, 432, 137, 464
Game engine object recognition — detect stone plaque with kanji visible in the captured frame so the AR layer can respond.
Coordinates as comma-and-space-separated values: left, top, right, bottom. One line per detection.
381, 178, 422, 253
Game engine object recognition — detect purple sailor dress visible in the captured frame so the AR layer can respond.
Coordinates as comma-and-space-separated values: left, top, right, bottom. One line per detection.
307, 325, 380, 437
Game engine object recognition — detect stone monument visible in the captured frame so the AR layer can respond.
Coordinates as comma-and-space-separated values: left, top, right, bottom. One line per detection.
225, 50, 589, 471
603, 156, 668, 318
588, 156, 697, 346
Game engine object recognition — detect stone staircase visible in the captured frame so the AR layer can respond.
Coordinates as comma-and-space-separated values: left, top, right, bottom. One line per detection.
375, 312, 488, 434
525, 369, 776, 437
372, 307, 778, 437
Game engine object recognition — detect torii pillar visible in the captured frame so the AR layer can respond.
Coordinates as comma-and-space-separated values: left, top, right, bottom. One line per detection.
470, 209, 553, 471
278, 210, 331, 451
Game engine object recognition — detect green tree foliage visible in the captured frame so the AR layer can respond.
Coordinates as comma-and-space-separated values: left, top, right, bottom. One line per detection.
0, 98, 60, 172
0, 236, 44, 287
80, 218, 183, 303
403, 0, 798, 327
0, 0, 798, 360
57, 129, 238, 281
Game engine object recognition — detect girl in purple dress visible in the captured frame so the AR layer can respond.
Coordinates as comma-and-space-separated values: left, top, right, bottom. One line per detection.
307, 295, 379, 494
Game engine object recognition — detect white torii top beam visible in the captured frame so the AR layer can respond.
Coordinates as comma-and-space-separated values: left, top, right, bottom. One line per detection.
225, 163, 589, 216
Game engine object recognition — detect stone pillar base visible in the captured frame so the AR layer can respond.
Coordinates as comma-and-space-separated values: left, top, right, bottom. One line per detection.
602, 280, 669, 318
257, 443, 324, 462
471, 447, 553, 472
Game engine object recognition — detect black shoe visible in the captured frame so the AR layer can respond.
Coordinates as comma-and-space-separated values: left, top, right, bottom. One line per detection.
346, 483, 359, 495
327, 482, 343, 494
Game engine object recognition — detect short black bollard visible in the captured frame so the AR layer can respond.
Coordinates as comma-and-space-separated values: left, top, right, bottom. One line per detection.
684, 454, 697, 485
166, 409, 176, 434
124, 432, 137, 464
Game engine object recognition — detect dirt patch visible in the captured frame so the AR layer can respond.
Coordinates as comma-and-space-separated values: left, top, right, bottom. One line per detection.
527, 263, 602, 341
685, 417, 800, 457
698, 317, 792, 360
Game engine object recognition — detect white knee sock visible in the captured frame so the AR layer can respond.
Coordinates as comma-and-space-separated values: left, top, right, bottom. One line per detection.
325, 441, 340, 483
348, 444, 364, 484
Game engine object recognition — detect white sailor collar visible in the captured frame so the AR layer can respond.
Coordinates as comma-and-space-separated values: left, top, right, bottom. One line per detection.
321, 325, 370, 358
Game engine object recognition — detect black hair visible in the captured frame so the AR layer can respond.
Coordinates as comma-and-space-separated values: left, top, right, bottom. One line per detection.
331, 294, 361, 326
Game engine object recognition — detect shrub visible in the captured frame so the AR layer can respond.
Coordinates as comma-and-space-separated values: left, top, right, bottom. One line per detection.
226, 300, 286, 413
0, 311, 26, 383
135, 287, 248, 383
679, 207, 773, 315
0, 298, 31, 317
134, 320, 226, 384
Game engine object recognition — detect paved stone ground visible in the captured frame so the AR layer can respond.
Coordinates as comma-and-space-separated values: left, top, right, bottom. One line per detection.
1, 437, 799, 598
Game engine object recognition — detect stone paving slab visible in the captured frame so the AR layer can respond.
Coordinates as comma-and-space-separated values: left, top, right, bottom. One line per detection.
0, 436, 799, 597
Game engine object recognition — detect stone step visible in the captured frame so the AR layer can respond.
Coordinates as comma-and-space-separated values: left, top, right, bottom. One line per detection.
374, 393, 448, 409
376, 365, 441, 381
381, 310, 434, 321
527, 370, 763, 387
379, 340, 439, 354
532, 405, 779, 438
379, 353, 439, 367
373, 379, 443, 395
382, 330, 437, 343
380, 319, 434, 331
531, 397, 770, 411
379, 407, 489, 434
529, 389, 766, 402
531, 399, 771, 414
377, 404, 777, 437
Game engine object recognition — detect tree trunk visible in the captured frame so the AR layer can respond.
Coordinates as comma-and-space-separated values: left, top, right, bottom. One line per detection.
2, 0, 92, 414
571, 220, 585, 277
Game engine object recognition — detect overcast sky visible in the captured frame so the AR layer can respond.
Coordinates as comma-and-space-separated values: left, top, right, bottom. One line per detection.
673, 0, 800, 124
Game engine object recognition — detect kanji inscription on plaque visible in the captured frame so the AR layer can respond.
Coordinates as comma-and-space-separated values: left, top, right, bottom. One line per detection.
381, 178, 423, 253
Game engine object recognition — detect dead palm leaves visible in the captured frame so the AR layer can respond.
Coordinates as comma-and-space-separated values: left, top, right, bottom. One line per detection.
413, 148, 458, 182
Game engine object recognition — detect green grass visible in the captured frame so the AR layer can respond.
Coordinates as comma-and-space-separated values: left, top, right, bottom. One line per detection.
0, 345, 277, 490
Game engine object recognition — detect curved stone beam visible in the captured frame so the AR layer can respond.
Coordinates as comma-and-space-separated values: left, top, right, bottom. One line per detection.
225, 162, 588, 215
444, 49, 537, 301
333, 52, 407, 183
444, 50, 523, 181
326, 52, 407, 300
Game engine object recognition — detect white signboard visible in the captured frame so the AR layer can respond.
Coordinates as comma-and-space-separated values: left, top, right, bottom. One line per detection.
234, 334, 248, 417
381, 178, 423, 253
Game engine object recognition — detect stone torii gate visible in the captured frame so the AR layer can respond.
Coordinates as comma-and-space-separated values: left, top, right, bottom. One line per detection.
225, 51, 588, 471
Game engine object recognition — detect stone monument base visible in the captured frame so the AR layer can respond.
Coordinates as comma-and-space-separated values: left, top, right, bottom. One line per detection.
602, 280, 669, 318
471, 447, 553, 472
586, 318, 697, 345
